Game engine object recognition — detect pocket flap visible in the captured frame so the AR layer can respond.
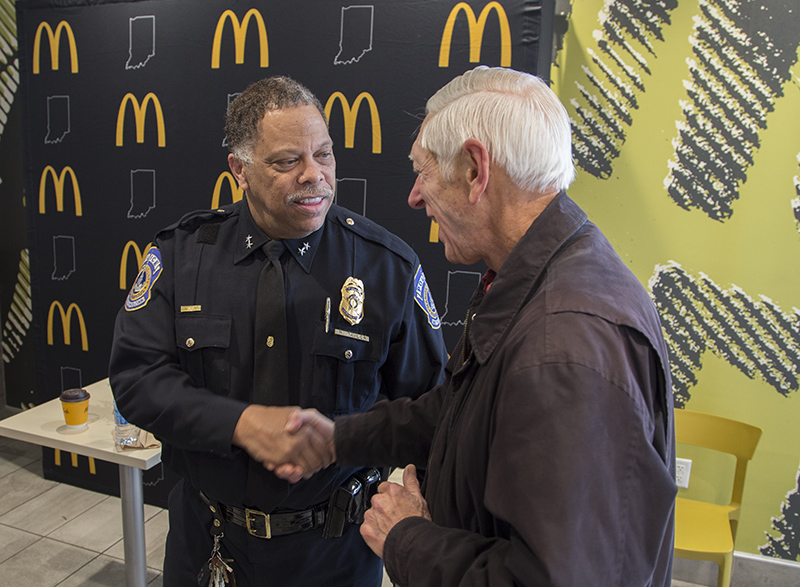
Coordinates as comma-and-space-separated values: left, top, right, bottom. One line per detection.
311, 324, 382, 363
175, 313, 231, 351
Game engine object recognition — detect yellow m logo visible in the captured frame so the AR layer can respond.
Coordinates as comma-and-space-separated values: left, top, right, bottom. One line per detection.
439, 2, 511, 67
33, 21, 78, 74
324, 92, 382, 154
116, 93, 166, 147
119, 241, 153, 290
211, 172, 244, 209
211, 9, 269, 69
47, 301, 88, 351
39, 166, 82, 216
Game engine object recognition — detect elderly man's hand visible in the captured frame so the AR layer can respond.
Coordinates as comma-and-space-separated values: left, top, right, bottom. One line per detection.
232, 405, 334, 482
272, 408, 336, 483
360, 464, 431, 559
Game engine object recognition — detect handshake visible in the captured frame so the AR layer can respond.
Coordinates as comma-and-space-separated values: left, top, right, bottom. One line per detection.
232, 405, 337, 483
232, 403, 432, 559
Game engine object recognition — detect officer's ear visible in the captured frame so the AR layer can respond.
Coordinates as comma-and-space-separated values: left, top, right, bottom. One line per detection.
228, 154, 250, 192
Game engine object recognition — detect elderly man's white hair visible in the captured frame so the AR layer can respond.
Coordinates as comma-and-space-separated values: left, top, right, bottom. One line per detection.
419, 66, 576, 194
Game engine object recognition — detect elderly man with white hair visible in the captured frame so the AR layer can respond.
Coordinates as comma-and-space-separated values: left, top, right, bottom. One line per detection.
285, 66, 677, 587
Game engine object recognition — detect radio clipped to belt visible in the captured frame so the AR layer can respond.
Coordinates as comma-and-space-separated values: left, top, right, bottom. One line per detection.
323, 468, 381, 538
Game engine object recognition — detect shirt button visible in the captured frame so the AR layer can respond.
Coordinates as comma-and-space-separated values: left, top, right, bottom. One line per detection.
266, 336, 275, 347
346, 218, 355, 225
344, 349, 353, 359
186, 338, 195, 348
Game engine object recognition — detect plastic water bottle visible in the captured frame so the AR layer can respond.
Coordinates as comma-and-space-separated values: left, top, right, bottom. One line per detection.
112, 399, 139, 448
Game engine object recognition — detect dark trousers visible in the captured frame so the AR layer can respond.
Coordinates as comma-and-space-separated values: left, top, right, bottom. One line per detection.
163, 478, 383, 587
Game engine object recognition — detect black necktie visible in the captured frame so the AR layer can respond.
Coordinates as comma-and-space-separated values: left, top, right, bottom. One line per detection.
247, 239, 290, 509
253, 239, 289, 406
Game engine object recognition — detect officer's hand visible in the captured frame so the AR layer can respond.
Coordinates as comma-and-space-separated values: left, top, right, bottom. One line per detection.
274, 409, 335, 483
232, 405, 333, 479
360, 464, 431, 559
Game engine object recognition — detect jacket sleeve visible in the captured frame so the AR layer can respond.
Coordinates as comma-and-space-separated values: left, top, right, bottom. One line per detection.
335, 380, 446, 469
108, 237, 248, 456
383, 354, 676, 586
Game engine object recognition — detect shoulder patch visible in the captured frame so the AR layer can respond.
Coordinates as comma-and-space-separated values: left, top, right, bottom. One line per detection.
413, 266, 440, 329
125, 247, 163, 311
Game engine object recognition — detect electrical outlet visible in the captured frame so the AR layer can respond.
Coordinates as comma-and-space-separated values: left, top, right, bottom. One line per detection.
675, 458, 692, 489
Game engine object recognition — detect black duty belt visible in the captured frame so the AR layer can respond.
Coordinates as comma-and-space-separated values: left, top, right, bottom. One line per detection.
199, 468, 381, 541
218, 502, 327, 539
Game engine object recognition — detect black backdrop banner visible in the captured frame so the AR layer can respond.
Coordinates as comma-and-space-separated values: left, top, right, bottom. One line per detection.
17, 0, 551, 504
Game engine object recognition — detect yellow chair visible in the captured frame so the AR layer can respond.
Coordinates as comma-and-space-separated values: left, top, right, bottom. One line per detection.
673, 409, 762, 587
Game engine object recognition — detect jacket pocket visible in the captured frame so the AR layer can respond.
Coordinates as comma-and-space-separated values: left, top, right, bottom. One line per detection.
310, 324, 383, 415
175, 313, 232, 395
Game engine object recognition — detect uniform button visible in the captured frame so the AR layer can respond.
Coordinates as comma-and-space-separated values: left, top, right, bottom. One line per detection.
186, 338, 195, 348
344, 349, 353, 359
346, 218, 355, 225
266, 336, 275, 347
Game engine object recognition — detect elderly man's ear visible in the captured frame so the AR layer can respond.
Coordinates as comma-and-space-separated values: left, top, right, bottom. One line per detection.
462, 138, 490, 204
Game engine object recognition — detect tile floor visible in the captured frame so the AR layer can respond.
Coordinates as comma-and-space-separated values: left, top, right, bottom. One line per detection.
0, 434, 165, 586
0, 434, 704, 587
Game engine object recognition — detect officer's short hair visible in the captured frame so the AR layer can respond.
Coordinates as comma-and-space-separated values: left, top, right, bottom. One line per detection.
225, 76, 327, 166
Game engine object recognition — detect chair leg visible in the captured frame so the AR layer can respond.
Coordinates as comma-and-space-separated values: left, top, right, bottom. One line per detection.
716, 551, 733, 587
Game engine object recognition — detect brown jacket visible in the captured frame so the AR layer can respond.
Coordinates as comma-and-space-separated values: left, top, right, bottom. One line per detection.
336, 192, 676, 586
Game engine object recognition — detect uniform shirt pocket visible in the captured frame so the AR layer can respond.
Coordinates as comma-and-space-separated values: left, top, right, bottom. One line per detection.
310, 324, 383, 415
175, 313, 232, 395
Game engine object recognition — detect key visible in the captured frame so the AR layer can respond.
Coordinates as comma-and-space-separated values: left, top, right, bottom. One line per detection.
203, 534, 236, 587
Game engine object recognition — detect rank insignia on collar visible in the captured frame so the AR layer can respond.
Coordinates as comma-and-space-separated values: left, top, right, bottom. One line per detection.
339, 276, 365, 325
298, 242, 310, 256
245, 235, 253, 249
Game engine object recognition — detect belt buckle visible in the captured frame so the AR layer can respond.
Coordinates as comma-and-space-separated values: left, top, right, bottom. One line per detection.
244, 508, 271, 539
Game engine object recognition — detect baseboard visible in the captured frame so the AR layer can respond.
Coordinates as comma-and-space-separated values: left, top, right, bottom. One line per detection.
672, 551, 800, 586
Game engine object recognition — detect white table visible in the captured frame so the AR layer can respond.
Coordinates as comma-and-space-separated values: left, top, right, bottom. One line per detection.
0, 378, 161, 587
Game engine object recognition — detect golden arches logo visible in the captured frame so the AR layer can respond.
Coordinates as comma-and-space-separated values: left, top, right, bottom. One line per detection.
439, 2, 511, 68
47, 301, 88, 351
429, 220, 440, 243
116, 93, 166, 147
211, 172, 244, 209
39, 166, 82, 216
324, 92, 382, 154
33, 21, 78, 74
211, 9, 269, 69
119, 241, 153, 290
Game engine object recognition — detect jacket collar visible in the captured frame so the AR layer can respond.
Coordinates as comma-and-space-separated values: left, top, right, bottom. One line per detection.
234, 197, 324, 273
469, 191, 588, 364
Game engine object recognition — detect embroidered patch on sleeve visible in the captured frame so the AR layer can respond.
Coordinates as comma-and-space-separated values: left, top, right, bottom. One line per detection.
413, 266, 440, 329
125, 247, 163, 311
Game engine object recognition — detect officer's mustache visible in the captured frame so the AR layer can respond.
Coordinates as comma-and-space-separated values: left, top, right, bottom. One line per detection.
287, 188, 334, 203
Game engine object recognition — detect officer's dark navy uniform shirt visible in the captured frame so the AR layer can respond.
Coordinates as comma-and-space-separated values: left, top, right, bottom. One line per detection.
109, 199, 448, 514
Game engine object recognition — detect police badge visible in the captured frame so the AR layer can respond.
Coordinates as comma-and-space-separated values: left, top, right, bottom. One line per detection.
339, 276, 365, 325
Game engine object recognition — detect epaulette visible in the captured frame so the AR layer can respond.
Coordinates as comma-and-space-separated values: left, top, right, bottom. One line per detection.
328, 204, 416, 265
155, 204, 237, 242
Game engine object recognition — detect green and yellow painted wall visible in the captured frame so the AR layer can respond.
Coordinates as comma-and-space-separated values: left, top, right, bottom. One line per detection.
554, 0, 800, 560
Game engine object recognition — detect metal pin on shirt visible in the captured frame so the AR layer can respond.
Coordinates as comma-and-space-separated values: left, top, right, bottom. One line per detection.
325, 297, 331, 333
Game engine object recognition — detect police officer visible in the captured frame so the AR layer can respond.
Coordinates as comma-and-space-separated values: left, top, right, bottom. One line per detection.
109, 76, 448, 587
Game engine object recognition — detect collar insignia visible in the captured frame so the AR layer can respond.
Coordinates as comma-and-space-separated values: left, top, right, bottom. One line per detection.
298, 242, 311, 256
245, 235, 254, 249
